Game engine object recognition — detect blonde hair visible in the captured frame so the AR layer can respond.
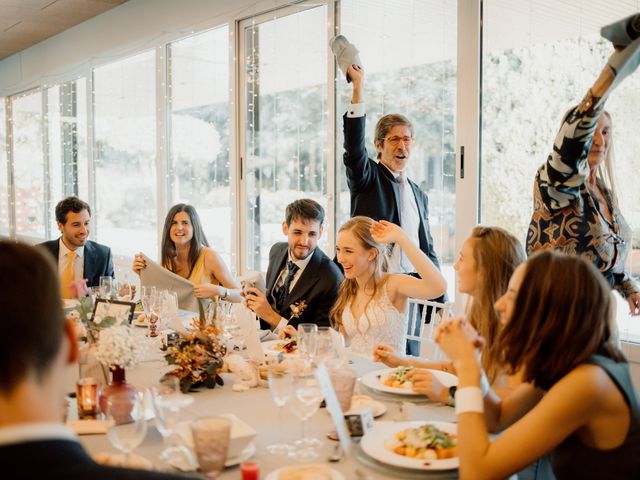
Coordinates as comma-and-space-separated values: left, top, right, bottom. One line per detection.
466, 226, 525, 383
330, 216, 388, 335
595, 111, 620, 210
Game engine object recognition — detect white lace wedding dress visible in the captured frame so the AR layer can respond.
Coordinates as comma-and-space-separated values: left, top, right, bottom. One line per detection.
341, 283, 407, 356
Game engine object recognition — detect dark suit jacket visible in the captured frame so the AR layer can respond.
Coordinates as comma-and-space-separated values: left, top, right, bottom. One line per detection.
0, 439, 195, 479
38, 238, 114, 288
343, 113, 441, 270
262, 242, 343, 330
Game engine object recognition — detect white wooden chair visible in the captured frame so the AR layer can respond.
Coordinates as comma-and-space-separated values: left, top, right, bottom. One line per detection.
405, 298, 452, 359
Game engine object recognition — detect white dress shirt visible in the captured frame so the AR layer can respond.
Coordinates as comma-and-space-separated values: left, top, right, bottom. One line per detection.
347, 102, 421, 273
0, 422, 77, 447
273, 248, 315, 332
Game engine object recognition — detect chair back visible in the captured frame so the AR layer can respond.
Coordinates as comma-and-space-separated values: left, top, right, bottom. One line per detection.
405, 298, 452, 359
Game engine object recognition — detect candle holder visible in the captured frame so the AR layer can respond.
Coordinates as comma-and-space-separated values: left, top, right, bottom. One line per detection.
76, 377, 100, 419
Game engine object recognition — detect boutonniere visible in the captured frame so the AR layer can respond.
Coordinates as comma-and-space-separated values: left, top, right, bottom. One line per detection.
289, 300, 308, 319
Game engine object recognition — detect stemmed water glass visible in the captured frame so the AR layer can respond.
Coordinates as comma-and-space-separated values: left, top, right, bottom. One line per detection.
313, 326, 335, 365
104, 390, 148, 463
99, 276, 113, 299
297, 323, 318, 359
141, 287, 156, 319
149, 376, 196, 468
266, 355, 293, 455
288, 368, 324, 460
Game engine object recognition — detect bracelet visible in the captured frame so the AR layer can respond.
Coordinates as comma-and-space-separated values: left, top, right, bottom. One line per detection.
221, 287, 229, 301
455, 387, 484, 415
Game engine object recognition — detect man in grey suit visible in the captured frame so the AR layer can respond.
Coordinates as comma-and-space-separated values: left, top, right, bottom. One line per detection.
38, 196, 114, 297
0, 241, 194, 479
244, 199, 343, 331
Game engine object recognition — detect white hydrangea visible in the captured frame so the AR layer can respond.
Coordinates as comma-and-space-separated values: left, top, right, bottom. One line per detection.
96, 326, 145, 368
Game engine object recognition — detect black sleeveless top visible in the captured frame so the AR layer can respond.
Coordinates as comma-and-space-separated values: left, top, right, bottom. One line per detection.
550, 355, 640, 479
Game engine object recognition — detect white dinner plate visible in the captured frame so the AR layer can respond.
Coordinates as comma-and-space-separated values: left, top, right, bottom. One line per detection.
261, 339, 299, 355
361, 368, 458, 396
265, 465, 345, 480
346, 395, 387, 417
360, 420, 458, 471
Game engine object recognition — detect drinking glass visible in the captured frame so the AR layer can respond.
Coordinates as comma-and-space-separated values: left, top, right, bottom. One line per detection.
99, 276, 113, 299
141, 287, 156, 318
191, 417, 231, 478
288, 376, 324, 460
313, 327, 334, 365
266, 356, 293, 455
297, 323, 318, 359
149, 376, 196, 467
104, 390, 148, 462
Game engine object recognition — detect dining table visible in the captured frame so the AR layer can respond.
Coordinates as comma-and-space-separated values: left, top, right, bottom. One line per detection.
69, 323, 460, 479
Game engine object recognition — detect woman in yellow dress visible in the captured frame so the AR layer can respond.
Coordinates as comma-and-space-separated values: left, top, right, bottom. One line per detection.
133, 203, 241, 302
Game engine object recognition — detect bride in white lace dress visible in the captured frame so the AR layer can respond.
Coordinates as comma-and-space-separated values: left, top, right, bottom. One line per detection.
330, 217, 447, 357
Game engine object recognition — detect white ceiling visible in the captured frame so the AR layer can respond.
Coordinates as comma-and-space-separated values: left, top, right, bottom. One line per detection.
0, 0, 128, 61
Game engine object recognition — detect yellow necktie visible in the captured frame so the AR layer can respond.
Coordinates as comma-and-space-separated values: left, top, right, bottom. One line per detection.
61, 251, 76, 298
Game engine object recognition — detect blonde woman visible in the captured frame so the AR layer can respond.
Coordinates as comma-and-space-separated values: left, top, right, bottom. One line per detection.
331, 216, 446, 356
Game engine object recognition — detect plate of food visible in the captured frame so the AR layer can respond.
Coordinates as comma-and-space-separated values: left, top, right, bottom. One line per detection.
360, 420, 458, 471
265, 464, 345, 480
262, 338, 299, 355
361, 367, 458, 395
132, 313, 149, 327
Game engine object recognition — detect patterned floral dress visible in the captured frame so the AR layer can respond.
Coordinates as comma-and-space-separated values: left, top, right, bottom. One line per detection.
527, 99, 638, 298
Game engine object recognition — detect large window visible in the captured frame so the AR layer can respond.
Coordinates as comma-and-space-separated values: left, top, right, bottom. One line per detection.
241, 4, 328, 271
12, 90, 45, 239
0, 99, 8, 236
169, 26, 232, 267
481, 0, 640, 341
338, 0, 458, 294
93, 51, 157, 258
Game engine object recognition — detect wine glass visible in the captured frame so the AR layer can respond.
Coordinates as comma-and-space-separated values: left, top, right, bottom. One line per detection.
297, 323, 318, 359
266, 355, 293, 455
288, 375, 324, 460
99, 276, 113, 299
141, 287, 156, 318
149, 376, 196, 468
104, 390, 148, 462
313, 327, 334, 365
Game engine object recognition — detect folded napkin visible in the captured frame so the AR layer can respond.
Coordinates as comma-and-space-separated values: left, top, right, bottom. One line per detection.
278, 464, 335, 480
93, 452, 153, 470
67, 419, 108, 435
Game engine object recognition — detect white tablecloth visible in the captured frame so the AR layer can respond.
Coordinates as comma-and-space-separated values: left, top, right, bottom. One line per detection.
74, 336, 458, 479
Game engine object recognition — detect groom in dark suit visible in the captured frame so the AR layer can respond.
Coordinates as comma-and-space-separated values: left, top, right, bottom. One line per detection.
0, 241, 194, 479
38, 196, 114, 297
245, 199, 343, 331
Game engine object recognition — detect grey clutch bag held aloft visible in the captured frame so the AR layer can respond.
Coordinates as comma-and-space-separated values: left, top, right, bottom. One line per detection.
330, 34, 362, 83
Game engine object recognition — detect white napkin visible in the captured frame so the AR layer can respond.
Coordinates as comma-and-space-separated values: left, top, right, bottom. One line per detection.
235, 304, 264, 363
139, 254, 198, 311
93, 452, 153, 470
67, 419, 108, 435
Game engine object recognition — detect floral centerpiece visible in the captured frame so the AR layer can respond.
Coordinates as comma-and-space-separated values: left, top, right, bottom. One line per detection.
163, 301, 227, 393
96, 325, 146, 369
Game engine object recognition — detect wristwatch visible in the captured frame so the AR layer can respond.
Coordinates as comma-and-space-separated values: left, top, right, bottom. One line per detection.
447, 385, 457, 407
221, 287, 229, 301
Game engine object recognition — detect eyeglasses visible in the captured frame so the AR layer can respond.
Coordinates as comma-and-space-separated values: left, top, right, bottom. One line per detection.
383, 136, 414, 146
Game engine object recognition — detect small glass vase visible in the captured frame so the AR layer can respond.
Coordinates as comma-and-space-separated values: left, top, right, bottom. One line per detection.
99, 366, 137, 416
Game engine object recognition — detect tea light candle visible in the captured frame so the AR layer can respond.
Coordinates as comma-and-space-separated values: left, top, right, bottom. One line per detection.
241, 462, 259, 480
76, 377, 99, 419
